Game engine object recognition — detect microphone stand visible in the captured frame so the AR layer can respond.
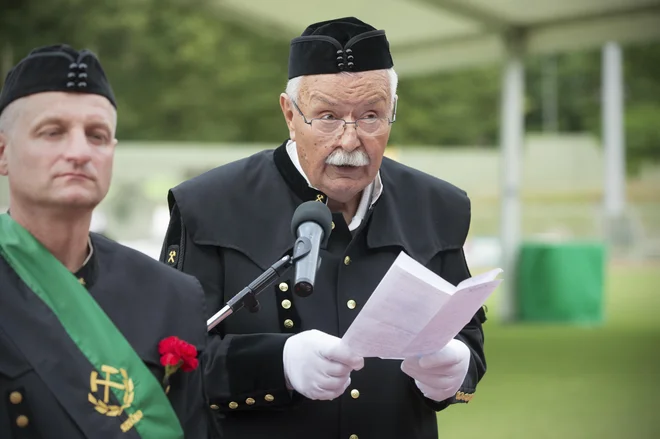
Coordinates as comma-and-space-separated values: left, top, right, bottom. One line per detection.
206, 236, 313, 331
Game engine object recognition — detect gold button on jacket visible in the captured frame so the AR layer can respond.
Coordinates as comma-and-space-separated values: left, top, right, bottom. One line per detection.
16, 415, 29, 428
9, 391, 22, 405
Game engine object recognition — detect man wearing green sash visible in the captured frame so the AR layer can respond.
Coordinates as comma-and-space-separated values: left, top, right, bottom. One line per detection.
0, 45, 210, 438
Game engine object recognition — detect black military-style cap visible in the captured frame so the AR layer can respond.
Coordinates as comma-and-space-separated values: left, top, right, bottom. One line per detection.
288, 16, 394, 79
0, 44, 116, 116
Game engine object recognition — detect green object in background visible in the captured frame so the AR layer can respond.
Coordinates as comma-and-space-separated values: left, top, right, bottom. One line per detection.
516, 241, 606, 323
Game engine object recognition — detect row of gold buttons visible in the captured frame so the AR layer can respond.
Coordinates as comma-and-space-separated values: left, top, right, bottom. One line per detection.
278, 282, 296, 328
210, 393, 275, 411
281, 295, 355, 313
9, 391, 28, 428
345, 256, 358, 439
347, 388, 360, 439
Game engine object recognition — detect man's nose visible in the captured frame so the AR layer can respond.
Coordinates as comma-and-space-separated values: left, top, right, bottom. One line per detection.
63, 128, 93, 163
338, 122, 361, 152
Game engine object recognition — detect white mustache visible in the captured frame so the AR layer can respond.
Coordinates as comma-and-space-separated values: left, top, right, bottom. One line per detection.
325, 149, 370, 167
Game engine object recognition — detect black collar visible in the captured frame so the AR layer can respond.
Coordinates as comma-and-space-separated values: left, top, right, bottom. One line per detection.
273, 141, 330, 204
272, 139, 462, 264
73, 238, 98, 289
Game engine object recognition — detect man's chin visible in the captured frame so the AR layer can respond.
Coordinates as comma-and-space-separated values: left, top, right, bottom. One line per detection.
49, 193, 103, 211
321, 181, 367, 204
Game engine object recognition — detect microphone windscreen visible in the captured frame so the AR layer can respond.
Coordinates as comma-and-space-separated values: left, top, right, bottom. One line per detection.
290, 201, 333, 239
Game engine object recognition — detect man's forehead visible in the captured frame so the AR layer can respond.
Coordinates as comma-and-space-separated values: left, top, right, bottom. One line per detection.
303, 72, 390, 102
308, 94, 387, 107
22, 92, 116, 123
308, 70, 388, 86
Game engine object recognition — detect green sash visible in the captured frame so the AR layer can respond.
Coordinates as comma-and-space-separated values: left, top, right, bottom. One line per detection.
0, 214, 184, 438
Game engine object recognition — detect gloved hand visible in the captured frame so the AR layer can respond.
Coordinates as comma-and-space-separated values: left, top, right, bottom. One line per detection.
400, 339, 470, 402
283, 329, 364, 401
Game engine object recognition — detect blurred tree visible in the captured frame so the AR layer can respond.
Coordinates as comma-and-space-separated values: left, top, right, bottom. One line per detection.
390, 65, 501, 147
1, 0, 290, 142
619, 42, 660, 174
523, 44, 660, 175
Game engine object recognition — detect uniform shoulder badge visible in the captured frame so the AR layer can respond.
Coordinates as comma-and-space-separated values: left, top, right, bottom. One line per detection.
165, 245, 179, 267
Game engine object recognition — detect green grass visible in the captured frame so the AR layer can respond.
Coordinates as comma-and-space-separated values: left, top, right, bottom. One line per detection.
437, 263, 660, 439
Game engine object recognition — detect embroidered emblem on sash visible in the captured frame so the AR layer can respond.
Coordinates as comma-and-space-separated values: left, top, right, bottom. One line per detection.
88, 365, 142, 431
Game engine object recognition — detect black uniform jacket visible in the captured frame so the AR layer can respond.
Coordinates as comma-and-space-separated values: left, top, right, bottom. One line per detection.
161, 140, 487, 439
0, 233, 210, 439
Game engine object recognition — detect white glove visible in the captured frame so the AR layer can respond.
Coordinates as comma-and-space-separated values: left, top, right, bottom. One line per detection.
283, 329, 364, 401
400, 339, 470, 402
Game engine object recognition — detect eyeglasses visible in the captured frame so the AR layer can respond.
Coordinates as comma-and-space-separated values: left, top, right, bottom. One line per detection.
289, 98, 396, 137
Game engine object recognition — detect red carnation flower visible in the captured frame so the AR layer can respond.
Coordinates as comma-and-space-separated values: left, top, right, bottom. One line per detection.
160, 352, 180, 367
158, 336, 199, 393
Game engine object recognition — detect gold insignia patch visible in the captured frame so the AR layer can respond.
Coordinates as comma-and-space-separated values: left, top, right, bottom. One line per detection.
455, 391, 474, 402
88, 365, 142, 432
165, 245, 179, 266
315, 194, 325, 202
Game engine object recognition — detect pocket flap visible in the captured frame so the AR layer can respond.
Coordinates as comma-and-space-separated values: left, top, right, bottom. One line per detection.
0, 329, 32, 379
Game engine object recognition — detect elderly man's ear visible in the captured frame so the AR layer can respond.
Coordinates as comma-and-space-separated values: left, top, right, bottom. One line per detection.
0, 135, 9, 176
279, 93, 296, 141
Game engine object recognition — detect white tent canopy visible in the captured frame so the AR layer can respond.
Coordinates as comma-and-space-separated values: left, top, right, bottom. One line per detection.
216, 0, 660, 321
216, 0, 660, 77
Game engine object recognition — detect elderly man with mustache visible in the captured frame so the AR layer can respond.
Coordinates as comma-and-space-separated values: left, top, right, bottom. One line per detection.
160, 16, 487, 439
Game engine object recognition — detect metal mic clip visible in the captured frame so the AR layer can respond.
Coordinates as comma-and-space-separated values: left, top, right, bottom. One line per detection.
292, 236, 312, 262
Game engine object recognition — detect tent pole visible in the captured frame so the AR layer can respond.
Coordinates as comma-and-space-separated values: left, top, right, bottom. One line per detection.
498, 30, 526, 322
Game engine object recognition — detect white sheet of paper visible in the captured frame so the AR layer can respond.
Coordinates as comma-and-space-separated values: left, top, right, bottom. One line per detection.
340, 251, 502, 359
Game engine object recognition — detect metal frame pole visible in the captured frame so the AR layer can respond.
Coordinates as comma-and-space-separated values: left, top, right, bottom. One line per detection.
601, 42, 626, 246
499, 30, 526, 322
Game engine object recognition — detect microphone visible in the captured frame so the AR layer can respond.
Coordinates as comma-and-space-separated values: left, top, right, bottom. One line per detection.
290, 201, 333, 297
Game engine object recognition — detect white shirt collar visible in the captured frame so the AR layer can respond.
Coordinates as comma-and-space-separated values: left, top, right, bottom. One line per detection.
76, 236, 94, 272
285, 140, 382, 231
